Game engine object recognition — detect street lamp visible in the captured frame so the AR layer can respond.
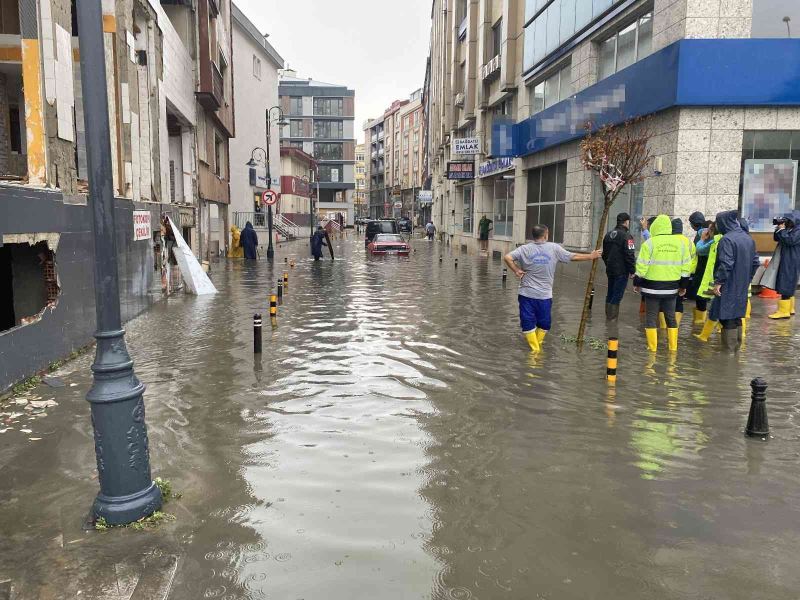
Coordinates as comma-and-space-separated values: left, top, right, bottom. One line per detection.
246, 147, 268, 229
783, 16, 792, 38
263, 106, 289, 260
76, 0, 160, 525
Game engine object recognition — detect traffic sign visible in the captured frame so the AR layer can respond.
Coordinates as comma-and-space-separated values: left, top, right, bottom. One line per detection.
262, 189, 278, 206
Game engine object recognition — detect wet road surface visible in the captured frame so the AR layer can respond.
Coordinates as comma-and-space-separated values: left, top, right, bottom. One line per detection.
2, 235, 800, 599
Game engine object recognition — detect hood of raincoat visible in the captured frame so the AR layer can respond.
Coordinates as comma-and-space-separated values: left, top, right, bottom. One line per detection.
671, 218, 683, 234
785, 211, 800, 227
715, 210, 742, 235
649, 214, 673, 237
244, 221, 253, 230
739, 217, 750, 233
689, 211, 706, 228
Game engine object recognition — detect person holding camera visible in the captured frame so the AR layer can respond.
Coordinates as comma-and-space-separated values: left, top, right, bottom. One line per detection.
769, 211, 800, 319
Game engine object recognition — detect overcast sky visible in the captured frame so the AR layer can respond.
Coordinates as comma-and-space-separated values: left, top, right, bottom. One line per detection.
233, 0, 432, 144
753, 0, 800, 37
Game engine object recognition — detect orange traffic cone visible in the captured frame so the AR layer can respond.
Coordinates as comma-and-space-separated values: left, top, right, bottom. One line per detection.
759, 259, 781, 299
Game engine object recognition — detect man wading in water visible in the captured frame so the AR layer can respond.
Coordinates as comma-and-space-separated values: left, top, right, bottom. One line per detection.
504, 224, 601, 352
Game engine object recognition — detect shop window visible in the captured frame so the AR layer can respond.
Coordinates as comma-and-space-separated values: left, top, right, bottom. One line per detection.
598, 12, 653, 79
0, 241, 59, 334
493, 179, 514, 237
528, 61, 571, 117
591, 175, 644, 244
526, 161, 567, 243
289, 119, 303, 138
462, 185, 474, 233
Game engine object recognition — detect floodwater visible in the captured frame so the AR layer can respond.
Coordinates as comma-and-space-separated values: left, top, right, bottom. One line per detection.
3, 235, 800, 599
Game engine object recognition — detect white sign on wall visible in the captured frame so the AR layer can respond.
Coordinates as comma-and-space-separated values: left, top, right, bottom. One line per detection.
453, 137, 480, 155
133, 210, 151, 241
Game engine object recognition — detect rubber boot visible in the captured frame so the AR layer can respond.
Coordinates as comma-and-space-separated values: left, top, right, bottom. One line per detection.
693, 309, 707, 325
605, 303, 619, 320
675, 311, 683, 327
792, 297, 796, 315
769, 299, 792, 319
740, 317, 747, 342
721, 327, 740, 352
745, 299, 752, 319
667, 328, 678, 352
694, 319, 717, 342
536, 329, 547, 347
524, 330, 541, 352
645, 328, 658, 352
658, 312, 667, 329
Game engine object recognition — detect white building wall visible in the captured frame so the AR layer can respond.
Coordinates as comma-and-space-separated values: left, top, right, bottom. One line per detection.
343, 120, 354, 140
302, 96, 313, 116
230, 19, 282, 227
153, 1, 195, 124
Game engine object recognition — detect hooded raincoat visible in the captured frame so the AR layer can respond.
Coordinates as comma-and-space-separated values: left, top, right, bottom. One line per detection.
240, 222, 259, 260
635, 215, 692, 297
311, 229, 328, 259
773, 211, 800, 297
710, 210, 759, 321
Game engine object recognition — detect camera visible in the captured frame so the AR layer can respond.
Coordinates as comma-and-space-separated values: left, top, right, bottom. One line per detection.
773, 217, 787, 226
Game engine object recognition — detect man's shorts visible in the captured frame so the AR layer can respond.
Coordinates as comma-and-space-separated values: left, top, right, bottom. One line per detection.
479, 232, 489, 241
518, 295, 553, 332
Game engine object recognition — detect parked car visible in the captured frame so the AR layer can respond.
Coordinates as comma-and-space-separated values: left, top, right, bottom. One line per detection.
368, 234, 411, 256
397, 217, 413, 232
365, 220, 398, 246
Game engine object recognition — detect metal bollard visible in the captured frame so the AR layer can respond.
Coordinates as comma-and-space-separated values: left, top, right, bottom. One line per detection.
284, 257, 288, 264
606, 338, 618, 384
746, 378, 769, 438
589, 288, 595, 310
277, 280, 283, 302
455, 258, 458, 268
439, 256, 442, 263
270, 294, 278, 319
253, 314, 262, 354
502, 268, 507, 282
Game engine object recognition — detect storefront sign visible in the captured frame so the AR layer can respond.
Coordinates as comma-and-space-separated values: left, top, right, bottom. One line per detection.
179, 207, 195, 228
447, 161, 475, 180
280, 175, 310, 197
453, 137, 480, 155
133, 210, 151, 241
418, 190, 433, 204
479, 156, 515, 178
393, 201, 403, 209
249, 166, 269, 189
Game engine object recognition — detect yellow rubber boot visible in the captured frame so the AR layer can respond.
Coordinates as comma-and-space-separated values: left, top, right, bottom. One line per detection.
741, 317, 747, 341
675, 312, 683, 327
536, 329, 547, 347
693, 309, 707, 325
745, 299, 752, 319
667, 328, 678, 352
792, 297, 796, 315
694, 319, 717, 342
658, 312, 667, 329
769, 299, 792, 320
524, 330, 541, 352
645, 328, 658, 352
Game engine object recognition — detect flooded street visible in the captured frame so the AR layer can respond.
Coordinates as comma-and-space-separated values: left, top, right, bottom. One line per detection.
3, 235, 800, 599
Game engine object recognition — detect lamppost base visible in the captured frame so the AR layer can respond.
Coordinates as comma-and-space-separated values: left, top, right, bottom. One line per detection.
93, 481, 162, 526
266, 248, 275, 259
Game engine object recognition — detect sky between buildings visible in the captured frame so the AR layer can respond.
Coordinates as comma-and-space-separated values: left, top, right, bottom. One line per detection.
233, 0, 432, 144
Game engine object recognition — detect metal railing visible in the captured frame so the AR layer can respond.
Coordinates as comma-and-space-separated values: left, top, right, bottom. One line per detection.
211, 63, 224, 103
233, 212, 302, 241
274, 213, 302, 240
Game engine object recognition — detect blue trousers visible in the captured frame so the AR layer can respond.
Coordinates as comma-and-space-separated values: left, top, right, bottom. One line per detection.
518, 296, 553, 332
606, 275, 628, 305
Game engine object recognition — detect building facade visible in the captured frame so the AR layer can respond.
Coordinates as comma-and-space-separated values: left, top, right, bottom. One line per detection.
229, 3, 284, 247
279, 146, 316, 228
354, 143, 366, 218
426, 0, 800, 256
364, 113, 386, 218
279, 72, 357, 225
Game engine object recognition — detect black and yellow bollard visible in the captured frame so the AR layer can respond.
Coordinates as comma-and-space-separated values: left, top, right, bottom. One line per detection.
589, 288, 595, 310
269, 294, 278, 319
502, 268, 507, 282
454, 258, 458, 268
277, 280, 283, 303
283, 271, 289, 286
253, 313, 262, 354
290, 259, 296, 268
606, 338, 618, 384
439, 256, 442, 263
746, 377, 769, 438
284, 257, 288, 264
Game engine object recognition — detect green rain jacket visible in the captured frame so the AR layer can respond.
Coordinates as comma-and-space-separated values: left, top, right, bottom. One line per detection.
698, 234, 723, 299
635, 215, 692, 298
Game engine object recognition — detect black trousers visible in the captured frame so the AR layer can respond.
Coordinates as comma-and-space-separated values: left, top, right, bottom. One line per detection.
696, 297, 708, 311
720, 318, 742, 330
782, 295, 793, 300
645, 296, 677, 328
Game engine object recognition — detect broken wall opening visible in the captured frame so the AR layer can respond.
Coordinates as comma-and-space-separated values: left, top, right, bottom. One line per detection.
0, 240, 60, 333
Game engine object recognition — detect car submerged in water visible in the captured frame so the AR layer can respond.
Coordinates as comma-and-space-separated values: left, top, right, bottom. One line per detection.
364, 219, 399, 246
368, 234, 411, 256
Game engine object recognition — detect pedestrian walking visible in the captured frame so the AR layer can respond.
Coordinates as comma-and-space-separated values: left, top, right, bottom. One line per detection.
705, 211, 759, 350
634, 215, 692, 352
240, 221, 259, 260
504, 224, 601, 353
601, 212, 636, 322
685, 211, 711, 323
478, 214, 493, 252
311, 226, 328, 261
768, 211, 800, 319
425, 221, 436, 241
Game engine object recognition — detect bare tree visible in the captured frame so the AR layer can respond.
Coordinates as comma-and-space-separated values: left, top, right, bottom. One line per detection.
576, 118, 653, 345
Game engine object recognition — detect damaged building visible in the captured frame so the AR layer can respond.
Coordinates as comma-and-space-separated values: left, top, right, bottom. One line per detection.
0, 0, 235, 391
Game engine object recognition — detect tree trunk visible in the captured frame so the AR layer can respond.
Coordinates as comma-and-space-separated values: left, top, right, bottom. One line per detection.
576, 194, 614, 346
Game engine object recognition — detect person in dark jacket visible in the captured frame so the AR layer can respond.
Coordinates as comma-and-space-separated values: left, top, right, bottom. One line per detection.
239, 221, 259, 260
708, 210, 759, 350
311, 226, 328, 261
602, 212, 636, 322
685, 212, 710, 322
769, 210, 800, 319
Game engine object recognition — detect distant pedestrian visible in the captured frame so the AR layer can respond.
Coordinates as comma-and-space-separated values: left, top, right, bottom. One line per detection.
504, 224, 601, 353
425, 221, 436, 241
601, 212, 636, 322
240, 221, 259, 260
478, 215, 493, 251
311, 226, 328, 261
768, 210, 800, 319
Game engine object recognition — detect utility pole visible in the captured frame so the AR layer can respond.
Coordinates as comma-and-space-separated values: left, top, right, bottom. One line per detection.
76, 0, 161, 525
264, 106, 288, 260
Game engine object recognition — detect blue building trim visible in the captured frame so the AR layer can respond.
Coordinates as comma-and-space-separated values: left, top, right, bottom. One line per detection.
496, 39, 800, 159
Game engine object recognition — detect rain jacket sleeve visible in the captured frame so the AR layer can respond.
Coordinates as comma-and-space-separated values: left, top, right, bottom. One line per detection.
773, 213, 800, 297
713, 237, 735, 285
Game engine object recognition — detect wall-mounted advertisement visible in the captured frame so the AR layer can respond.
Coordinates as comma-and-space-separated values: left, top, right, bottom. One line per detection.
742, 159, 798, 232
453, 137, 480, 155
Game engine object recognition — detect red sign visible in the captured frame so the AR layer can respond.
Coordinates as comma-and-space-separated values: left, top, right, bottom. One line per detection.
280, 175, 311, 197
262, 190, 279, 206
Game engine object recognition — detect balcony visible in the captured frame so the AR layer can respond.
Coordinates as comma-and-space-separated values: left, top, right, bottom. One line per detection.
197, 62, 224, 110
378, 148, 384, 156
454, 92, 465, 107
482, 54, 501, 81
378, 131, 385, 140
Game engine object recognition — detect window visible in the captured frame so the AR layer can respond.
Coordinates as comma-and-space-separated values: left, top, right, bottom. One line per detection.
289, 97, 303, 116
492, 179, 514, 237
253, 55, 261, 79
287, 140, 303, 149
490, 19, 502, 60
214, 133, 225, 178
462, 185, 474, 233
314, 142, 343, 160
314, 120, 343, 139
403, 135, 409, 153
592, 175, 644, 241
318, 165, 341, 183
526, 161, 567, 243
598, 13, 653, 79
313, 98, 344, 116
528, 61, 571, 116
289, 120, 304, 137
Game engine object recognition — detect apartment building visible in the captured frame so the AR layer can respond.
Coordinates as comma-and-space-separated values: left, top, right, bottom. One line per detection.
364, 114, 387, 218
279, 72, 357, 225
354, 143, 366, 218
426, 0, 800, 257
229, 3, 284, 243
